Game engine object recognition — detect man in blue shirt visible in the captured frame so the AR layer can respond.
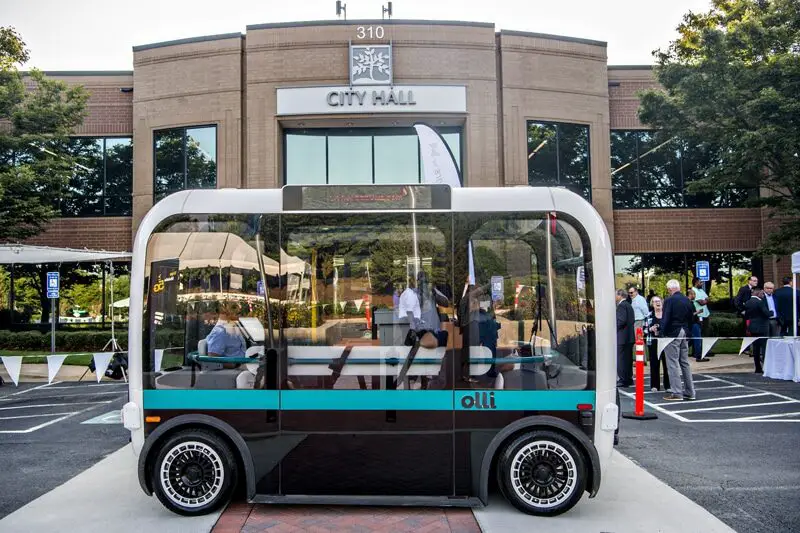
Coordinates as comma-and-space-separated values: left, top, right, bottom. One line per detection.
762, 282, 781, 337
628, 286, 649, 333
206, 302, 246, 360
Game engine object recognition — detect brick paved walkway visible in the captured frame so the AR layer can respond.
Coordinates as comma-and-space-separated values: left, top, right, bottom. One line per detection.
213, 502, 482, 532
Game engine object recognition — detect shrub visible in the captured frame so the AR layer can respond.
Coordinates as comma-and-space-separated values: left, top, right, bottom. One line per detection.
707, 316, 742, 337
0, 330, 131, 353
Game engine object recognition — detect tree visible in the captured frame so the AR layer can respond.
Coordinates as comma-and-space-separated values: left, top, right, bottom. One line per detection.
638, 0, 800, 255
0, 26, 88, 241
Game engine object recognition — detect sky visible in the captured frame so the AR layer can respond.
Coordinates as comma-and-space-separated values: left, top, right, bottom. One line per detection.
1, 0, 713, 70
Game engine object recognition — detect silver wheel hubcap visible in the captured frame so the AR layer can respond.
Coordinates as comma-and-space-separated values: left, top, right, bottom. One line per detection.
160, 441, 225, 508
510, 440, 577, 510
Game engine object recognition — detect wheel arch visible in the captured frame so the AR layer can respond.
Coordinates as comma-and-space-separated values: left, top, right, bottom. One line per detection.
138, 414, 256, 500
477, 415, 601, 505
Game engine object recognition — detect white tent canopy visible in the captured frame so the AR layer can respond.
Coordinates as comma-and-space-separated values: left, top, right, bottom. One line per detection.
146, 232, 306, 276
0, 244, 131, 264
112, 297, 130, 308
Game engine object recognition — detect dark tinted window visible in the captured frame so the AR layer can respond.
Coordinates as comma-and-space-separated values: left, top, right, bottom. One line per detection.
527, 121, 591, 200
154, 126, 217, 201
611, 130, 758, 208
60, 137, 132, 217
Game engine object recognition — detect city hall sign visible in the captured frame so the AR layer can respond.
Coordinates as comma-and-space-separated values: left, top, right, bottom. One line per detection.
276, 42, 466, 115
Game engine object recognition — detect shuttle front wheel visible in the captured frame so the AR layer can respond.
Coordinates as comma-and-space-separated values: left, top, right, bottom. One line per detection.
497, 430, 587, 516
152, 429, 238, 516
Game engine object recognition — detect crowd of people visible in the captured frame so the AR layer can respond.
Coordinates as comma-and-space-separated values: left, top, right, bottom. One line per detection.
617, 275, 800, 401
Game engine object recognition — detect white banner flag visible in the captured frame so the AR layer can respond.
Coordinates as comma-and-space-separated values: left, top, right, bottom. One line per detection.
154, 349, 165, 373
1, 356, 23, 386
354, 299, 364, 312
657, 338, 675, 359
46, 355, 68, 384
739, 337, 760, 355
414, 123, 461, 188
338, 301, 347, 312
93, 352, 114, 383
701, 337, 719, 359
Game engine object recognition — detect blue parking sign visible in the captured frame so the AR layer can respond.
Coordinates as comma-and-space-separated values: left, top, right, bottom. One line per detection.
696, 261, 710, 282
46, 271, 60, 299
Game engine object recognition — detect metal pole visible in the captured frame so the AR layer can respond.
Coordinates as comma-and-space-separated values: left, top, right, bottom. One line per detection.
109, 261, 115, 348
793, 273, 797, 338
51, 297, 56, 353
546, 213, 557, 344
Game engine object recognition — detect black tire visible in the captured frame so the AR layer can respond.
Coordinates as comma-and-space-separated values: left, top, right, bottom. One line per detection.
151, 429, 238, 516
496, 430, 587, 516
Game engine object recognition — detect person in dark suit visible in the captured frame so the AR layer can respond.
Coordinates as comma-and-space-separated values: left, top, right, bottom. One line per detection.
775, 276, 800, 336
735, 275, 758, 334
745, 289, 771, 373
616, 289, 635, 387
661, 279, 697, 401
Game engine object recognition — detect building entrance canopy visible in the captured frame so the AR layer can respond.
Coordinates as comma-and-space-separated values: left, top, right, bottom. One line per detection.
0, 244, 132, 264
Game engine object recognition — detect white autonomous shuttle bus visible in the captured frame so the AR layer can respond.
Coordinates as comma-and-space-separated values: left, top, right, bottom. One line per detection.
122, 184, 618, 516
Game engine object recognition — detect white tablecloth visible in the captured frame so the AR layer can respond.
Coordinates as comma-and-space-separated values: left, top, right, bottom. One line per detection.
764, 338, 800, 382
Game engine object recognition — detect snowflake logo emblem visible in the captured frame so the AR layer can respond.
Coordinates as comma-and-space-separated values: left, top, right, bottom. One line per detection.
350, 44, 392, 85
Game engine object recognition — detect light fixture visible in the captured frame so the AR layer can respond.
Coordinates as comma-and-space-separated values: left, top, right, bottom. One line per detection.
336, 0, 346, 20
382, 2, 393, 19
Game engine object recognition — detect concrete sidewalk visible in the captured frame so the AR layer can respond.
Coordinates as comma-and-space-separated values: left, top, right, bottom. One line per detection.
473, 450, 737, 533
0, 445, 221, 533
0, 443, 737, 533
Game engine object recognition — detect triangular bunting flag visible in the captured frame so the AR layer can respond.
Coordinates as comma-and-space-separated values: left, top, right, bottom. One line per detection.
1, 356, 23, 387
47, 355, 68, 384
701, 338, 719, 359
93, 352, 114, 383
354, 299, 364, 312
338, 301, 347, 312
154, 349, 165, 373
739, 337, 760, 355
657, 338, 675, 360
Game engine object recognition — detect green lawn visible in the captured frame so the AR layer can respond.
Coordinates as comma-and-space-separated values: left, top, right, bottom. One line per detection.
0, 350, 94, 365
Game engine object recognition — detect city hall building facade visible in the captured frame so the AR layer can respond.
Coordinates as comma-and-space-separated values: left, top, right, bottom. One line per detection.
24, 19, 785, 301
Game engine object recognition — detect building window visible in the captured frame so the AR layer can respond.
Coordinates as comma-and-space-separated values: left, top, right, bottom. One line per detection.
611, 130, 758, 208
284, 127, 462, 185
154, 126, 217, 201
527, 121, 591, 200
61, 137, 133, 217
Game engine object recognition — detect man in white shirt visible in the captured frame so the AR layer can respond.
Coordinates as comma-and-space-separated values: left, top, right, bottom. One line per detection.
691, 277, 711, 343
763, 281, 781, 337
628, 286, 649, 334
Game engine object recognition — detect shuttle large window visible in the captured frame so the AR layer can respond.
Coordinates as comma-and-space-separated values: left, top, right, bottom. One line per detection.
143, 214, 277, 390
280, 212, 453, 391
455, 213, 594, 391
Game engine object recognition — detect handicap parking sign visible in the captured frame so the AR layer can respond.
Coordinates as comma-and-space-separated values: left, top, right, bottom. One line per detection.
696, 261, 710, 282
46, 271, 60, 299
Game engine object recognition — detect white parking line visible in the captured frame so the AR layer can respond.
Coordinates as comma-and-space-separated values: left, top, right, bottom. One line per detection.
652, 392, 770, 407
0, 412, 76, 420
21, 391, 126, 399
671, 400, 796, 414
728, 411, 800, 421
620, 373, 800, 423
0, 401, 113, 411
0, 403, 113, 434
0, 382, 59, 399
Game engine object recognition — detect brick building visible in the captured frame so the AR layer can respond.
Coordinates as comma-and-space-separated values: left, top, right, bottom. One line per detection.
23, 19, 789, 301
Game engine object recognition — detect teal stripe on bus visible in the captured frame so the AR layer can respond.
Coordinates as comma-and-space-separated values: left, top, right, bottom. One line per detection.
144, 389, 279, 410
280, 390, 453, 411
143, 389, 594, 411
454, 390, 595, 411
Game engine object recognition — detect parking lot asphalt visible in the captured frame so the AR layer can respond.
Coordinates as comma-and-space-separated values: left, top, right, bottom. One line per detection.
0, 380, 130, 519
618, 373, 800, 533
